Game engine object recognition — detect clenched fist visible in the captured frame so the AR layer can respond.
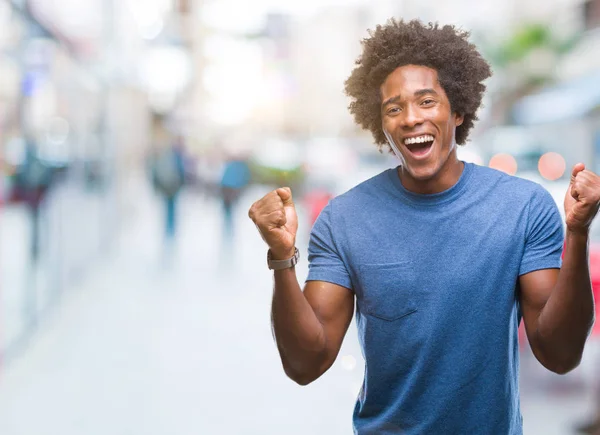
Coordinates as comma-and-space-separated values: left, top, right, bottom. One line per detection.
248, 187, 298, 259
564, 163, 600, 234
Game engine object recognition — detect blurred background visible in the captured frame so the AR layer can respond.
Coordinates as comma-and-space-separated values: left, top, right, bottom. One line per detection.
0, 0, 599, 434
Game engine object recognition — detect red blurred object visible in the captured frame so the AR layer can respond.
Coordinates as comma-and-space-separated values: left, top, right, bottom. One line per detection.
562, 240, 600, 336
518, 322, 527, 349
589, 243, 600, 336
304, 188, 333, 227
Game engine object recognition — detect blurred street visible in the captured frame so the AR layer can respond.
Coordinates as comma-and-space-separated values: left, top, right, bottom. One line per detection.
1, 0, 600, 433
0, 176, 364, 435
0, 173, 597, 435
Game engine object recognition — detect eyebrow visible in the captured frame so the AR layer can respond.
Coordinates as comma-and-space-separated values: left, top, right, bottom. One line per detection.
381, 88, 439, 107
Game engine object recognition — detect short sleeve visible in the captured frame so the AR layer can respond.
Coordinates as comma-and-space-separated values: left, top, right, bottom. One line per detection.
306, 203, 353, 290
519, 186, 564, 276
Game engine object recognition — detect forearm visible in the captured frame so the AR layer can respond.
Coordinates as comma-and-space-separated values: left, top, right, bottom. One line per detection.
271, 267, 327, 382
535, 230, 596, 372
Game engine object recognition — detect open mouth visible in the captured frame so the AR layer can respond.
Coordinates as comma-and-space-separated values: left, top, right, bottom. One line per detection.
404, 135, 434, 157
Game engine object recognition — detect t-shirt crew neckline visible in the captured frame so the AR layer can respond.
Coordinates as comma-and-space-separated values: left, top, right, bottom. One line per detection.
387, 161, 474, 206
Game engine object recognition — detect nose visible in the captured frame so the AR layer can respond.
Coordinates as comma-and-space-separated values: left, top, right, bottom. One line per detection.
401, 105, 424, 129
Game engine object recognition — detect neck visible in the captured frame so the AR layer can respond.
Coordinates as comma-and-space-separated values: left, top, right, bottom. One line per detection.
398, 153, 464, 195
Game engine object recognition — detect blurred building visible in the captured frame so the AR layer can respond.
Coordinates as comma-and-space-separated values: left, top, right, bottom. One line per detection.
283, 8, 365, 138
0, 0, 197, 360
509, 0, 600, 173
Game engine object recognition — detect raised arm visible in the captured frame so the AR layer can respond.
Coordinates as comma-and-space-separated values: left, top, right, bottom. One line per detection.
520, 164, 597, 374
249, 188, 354, 385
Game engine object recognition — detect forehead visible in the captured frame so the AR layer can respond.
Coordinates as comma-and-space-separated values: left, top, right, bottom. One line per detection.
380, 65, 442, 99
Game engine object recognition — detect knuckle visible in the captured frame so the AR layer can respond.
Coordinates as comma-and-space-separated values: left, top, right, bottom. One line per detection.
276, 211, 286, 224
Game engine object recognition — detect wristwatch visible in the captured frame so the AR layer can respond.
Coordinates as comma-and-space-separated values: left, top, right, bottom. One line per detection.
267, 247, 300, 270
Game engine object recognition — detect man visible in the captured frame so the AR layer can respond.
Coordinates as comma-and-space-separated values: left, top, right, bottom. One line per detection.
14, 139, 54, 262
150, 136, 186, 241
248, 19, 598, 434
219, 154, 251, 239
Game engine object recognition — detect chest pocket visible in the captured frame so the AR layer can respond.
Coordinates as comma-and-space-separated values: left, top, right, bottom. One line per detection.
357, 262, 417, 321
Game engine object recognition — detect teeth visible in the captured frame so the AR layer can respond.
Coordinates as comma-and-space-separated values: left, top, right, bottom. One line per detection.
404, 135, 434, 145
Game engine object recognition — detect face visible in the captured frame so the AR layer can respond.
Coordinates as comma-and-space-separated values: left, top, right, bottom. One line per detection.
381, 65, 464, 186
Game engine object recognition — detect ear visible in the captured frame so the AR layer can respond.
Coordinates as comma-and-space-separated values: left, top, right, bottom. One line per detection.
454, 113, 464, 127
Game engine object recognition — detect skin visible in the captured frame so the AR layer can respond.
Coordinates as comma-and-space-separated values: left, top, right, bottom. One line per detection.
520, 164, 597, 374
248, 187, 354, 384
247, 64, 597, 385
380, 65, 464, 194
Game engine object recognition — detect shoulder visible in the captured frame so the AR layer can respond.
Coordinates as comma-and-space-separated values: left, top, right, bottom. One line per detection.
471, 164, 550, 201
329, 168, 394, 214
313, 168, 394, 225
473, 166, 563, 230
333, 168, 395, 205
472, 164, 535, 188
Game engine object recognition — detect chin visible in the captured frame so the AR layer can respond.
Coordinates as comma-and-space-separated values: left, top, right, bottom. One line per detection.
404, 163, 439, 181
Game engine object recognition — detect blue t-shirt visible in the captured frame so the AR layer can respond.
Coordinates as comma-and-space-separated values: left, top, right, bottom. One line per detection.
306, 162, 563, 435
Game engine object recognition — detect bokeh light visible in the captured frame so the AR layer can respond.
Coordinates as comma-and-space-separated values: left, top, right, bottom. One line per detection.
538, 152, 566, 181
489, 153, 518, 175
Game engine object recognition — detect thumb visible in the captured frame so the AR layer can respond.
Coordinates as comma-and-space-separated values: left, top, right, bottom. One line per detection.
276, 187, 294, 207
570, 163, 585, 185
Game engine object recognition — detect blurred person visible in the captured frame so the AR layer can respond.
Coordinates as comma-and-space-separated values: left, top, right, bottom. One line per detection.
248, 19, 598, 434
13, 139, 54, 262
219, 155, 251, 240
150, 135, 186, 242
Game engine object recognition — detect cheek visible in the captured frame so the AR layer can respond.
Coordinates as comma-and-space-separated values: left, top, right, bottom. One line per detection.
441, 121, 455, 140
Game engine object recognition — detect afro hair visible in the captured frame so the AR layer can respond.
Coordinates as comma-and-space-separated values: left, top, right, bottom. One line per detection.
344, 19, 492, 151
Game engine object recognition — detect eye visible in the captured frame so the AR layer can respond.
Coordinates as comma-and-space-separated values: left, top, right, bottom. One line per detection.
386, 107, 400, 115
421, 99, 435, 106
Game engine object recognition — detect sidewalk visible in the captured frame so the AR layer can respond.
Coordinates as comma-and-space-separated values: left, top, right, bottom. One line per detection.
0, 181, 112, 360
0, 185, 361, 435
